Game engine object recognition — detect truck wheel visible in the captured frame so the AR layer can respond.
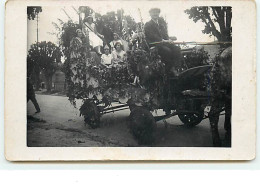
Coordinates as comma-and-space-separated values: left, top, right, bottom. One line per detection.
177, 99, 204, 127
178, 112, 204, 127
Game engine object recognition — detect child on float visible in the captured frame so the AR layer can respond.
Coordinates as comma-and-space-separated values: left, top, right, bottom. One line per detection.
101, 44, 112, 68
111, 42, 126, 65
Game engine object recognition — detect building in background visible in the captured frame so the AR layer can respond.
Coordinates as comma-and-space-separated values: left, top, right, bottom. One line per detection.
52, 69, 66, 92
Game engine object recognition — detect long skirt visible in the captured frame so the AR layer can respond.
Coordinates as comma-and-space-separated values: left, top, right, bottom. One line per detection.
89, 32, 103, 48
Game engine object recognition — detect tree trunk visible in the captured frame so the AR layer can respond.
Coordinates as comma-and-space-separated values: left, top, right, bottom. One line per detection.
31, 68, 41, 91
225, 7, 232, 42
46, 76, 52, 93
35, 72, 40, 91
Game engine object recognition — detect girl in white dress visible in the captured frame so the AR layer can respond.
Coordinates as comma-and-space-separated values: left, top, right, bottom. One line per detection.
101, 45, 112, 68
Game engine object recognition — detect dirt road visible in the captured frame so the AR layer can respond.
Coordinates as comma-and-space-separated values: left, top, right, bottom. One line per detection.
27, 94, 228, 147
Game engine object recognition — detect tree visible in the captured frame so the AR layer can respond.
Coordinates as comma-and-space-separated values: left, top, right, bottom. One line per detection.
27, 41, 62, 92
27, 6, 42, 42
27, 6, 42, 20
52, 20, 80, 58
185, 7, 232, 42
27, 6, 43, 90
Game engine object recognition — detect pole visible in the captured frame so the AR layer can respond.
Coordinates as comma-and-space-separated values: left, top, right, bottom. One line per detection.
62, 8, 73, 21
149, 41, 232, 45
72, 6, 79, 14
72, 6, 82, 27
36, 13, 40, 90
137, 8, 150, 52
36, 13, 39, 43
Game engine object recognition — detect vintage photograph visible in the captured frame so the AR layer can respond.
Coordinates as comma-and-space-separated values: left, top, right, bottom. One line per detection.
26, 2, 232, 147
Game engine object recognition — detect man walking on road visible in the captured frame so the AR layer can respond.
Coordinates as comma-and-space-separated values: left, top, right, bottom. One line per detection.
27, 77, 41, 113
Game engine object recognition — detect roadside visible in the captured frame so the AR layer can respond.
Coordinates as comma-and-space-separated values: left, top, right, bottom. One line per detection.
27, 94, 138, 147
27, 94, 228, 147
35, 89, 66, 97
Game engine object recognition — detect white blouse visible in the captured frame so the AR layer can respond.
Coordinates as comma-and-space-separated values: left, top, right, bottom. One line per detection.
101, 54, 112, 65
112, 50, 126, 60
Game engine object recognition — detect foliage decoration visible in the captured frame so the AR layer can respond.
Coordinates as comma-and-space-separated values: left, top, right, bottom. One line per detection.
209, 46, 232, 99
182, 47, 210, 69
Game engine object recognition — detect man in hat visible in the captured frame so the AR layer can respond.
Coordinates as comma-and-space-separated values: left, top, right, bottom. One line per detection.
144, 8, 182, 75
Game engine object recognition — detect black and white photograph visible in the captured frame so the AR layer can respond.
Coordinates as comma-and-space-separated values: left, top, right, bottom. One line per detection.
26, 2, 232, 147
4, 0, 256, 161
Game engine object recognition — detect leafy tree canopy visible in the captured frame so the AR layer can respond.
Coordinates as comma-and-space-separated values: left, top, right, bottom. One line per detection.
27, 41, 62, 92
27, 6, 42, 20
185, 6, 232, 42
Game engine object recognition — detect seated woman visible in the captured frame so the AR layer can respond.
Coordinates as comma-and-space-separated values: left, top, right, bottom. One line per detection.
111, 42, 126, 66
101, 44, 112, 68
82, 15, 104, 55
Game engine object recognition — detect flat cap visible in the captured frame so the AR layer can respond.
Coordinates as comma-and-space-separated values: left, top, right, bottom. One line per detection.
149, 8, 161, 14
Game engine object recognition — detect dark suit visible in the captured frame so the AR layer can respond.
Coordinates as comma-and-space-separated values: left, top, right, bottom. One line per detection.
27, 78, 40, 112
144, 18, 169, 44
144, 18, 182, 72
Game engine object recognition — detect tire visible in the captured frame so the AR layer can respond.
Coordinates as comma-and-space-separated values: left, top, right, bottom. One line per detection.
128, 107, 156, 145
80, 100, 101, 129
177, 99, 204, 127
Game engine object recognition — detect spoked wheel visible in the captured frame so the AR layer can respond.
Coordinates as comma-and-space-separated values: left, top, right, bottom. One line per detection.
80, 100, 101, 129
177, 99, 204, 127
128, 107, 156, 145
178, 112, 204, 127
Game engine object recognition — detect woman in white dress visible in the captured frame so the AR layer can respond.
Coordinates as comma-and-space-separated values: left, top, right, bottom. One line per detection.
82, 15, 104, 55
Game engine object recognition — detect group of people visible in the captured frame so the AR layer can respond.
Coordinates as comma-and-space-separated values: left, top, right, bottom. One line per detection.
80, 14, 127, 67
70, 29, 127, 68
28, 8, 182, 113
100, 33, 127, 68
71, 8, 181, 73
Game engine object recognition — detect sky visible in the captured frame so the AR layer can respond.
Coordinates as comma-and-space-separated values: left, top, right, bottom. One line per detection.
27, 1, 216, 50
